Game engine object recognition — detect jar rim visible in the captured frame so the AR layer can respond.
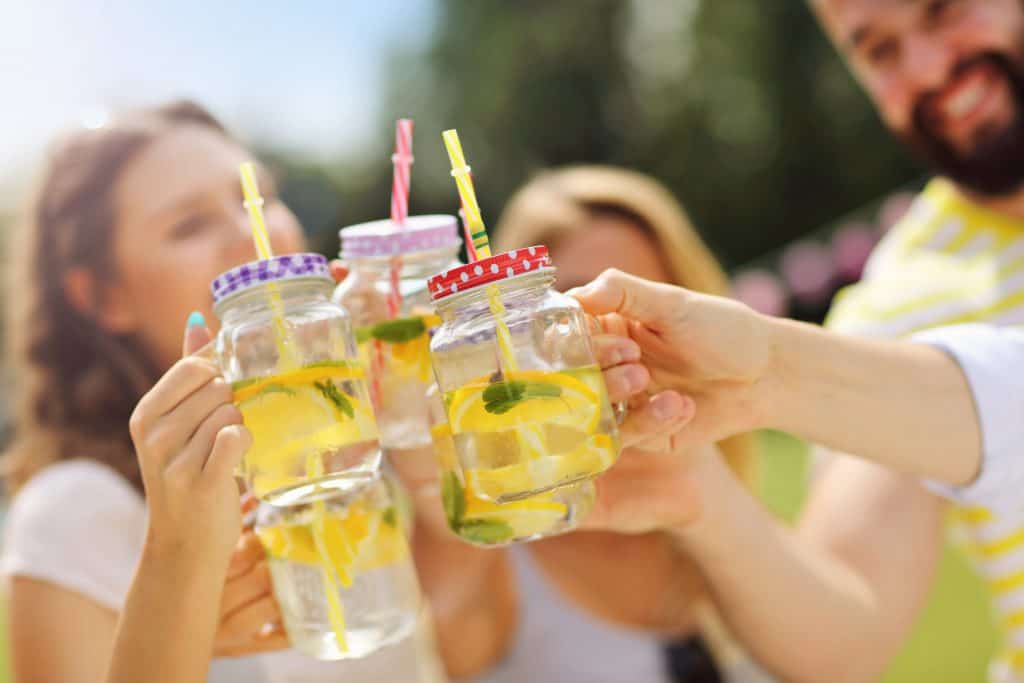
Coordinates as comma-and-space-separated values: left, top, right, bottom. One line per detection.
212, 275, 333, 316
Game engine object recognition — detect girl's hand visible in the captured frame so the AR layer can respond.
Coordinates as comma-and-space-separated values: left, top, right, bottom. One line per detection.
129, 313, 288, 657
213, 526, 288, 656
129, 312, 250, 562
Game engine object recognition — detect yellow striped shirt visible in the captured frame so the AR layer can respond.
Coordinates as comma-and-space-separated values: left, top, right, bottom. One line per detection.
827, 178, 1024, 682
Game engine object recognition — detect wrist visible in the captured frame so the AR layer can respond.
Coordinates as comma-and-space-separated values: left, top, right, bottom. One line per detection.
667, 449, 735, 547
143, 525, 233, 574
755, 316, 812, 432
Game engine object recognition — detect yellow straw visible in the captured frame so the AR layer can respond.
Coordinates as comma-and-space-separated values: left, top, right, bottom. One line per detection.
307, 458, 349, 653
240, 163, 274, 260
440, 131, 518, 373
442, 130, 491, 259
238, 162, 298, 370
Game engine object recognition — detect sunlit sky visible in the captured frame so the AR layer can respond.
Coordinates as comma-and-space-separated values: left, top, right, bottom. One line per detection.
0, 0, 436, 203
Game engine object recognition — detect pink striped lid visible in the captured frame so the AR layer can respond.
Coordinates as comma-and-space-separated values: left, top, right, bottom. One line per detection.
339, 214, 460, 259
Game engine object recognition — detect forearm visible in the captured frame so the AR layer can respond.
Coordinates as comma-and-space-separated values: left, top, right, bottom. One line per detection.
106, 540, 227, 683
413, 522, 518, 679
528, 531, 702, 635
764, 317, 980, 485
673, 455, 901, 683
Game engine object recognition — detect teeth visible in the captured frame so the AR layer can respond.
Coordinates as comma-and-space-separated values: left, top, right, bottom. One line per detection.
944, 79, 986, 119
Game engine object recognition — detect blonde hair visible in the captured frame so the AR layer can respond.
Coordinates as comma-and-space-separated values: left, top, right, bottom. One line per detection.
495, 165, 758, 486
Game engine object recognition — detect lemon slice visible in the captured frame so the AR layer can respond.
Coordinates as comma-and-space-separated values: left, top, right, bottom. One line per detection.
463, 496, 567, 540
353, 512, 409, 572
232, 362, 365, 402
447, 370, 600, 436
464, 432, 617, 501
257, 524, 321, 565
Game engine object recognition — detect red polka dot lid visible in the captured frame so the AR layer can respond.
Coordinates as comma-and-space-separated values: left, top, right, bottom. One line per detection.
427, 245, 553, 301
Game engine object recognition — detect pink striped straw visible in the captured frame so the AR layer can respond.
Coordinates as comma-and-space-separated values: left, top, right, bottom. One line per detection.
387, 119, 414, 318
390, 119, 414, 226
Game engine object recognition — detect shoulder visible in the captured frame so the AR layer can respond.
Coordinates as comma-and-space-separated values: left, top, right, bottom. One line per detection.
3, 460, 146, 610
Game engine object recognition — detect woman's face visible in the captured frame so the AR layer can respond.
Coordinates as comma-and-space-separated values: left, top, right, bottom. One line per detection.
547, 212, 672, 292
107, 124, 306, 371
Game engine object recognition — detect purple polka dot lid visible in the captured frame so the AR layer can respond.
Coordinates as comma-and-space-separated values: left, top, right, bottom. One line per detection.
339, 214, 461, 259
211, 253, 331, 305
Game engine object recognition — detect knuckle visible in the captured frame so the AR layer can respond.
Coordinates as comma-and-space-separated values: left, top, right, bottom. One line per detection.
210, 377, 234, 404
128, 406, 148, 440
213, 402, 243, 427
143, 423, 175, 454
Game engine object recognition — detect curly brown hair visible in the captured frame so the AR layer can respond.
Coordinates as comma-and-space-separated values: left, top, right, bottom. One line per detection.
4, 100, 229, 494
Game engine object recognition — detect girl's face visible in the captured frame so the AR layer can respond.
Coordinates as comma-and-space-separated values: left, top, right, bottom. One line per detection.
106, 124, 306, 371
547, 212, 672, 292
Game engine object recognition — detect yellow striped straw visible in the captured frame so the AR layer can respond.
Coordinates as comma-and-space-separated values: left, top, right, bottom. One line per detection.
238, 162, 296, 370
441, 130, 491, 259
240, 162, 274, 260
440, 131, 518, 373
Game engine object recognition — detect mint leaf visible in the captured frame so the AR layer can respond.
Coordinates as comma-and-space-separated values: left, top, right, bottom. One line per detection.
369, 317, 427, 344
482, 380, 562, 415
382, 507, 397, 528
313, 380, 354, 419
441, 471, 466, 527
523, 383, 562, 399
458, 518, 515, 544
482, 380, 526, 405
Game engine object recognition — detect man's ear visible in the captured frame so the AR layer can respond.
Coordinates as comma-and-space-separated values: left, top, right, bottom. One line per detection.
64, 267, 138, 333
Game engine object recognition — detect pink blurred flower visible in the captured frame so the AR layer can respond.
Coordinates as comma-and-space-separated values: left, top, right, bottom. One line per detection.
780, 241, 835, 305
732, 269, 789, 317
832, 222, 878, 282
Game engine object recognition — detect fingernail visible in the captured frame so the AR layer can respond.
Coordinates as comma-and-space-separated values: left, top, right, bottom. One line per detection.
187, 311, 206, 328
622, 342, 641, 362
624, 365, 647, 391
652, 394, 683, 421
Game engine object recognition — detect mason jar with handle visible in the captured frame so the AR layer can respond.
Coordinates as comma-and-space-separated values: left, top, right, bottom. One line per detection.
332, 215, 461, 450
255, 473, 421, 660
427, 245, 620, 504
211, 253, 380, 505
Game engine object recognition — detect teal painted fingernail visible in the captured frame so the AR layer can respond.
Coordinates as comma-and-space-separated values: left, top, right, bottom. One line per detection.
187, 311, 206, 328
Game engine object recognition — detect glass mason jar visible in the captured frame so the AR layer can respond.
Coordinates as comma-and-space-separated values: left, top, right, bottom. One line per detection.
211, 254, 380, 506
427, 245, 620, 504
332, 215, 461, 450
428, 385, 596, 546
255, 474, 421, 660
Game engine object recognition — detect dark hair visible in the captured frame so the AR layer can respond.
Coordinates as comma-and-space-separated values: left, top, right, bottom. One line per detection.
4, 100, 229, 493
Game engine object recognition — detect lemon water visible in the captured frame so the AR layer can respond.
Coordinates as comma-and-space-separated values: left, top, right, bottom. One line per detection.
442, 365, 619, 503
234, 361, 381, 505
258, 501, 420, 660
356, 314, 440, 449
433, 421, 595, 545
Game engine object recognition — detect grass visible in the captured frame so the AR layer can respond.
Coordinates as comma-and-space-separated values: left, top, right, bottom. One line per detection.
757, 430, 997, 683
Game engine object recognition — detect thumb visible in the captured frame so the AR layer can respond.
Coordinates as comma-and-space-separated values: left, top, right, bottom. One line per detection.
182, 311, 212, 357
568, 269, 684, 328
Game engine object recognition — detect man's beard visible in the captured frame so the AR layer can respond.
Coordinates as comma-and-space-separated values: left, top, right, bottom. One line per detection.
903, 52, 1024, 197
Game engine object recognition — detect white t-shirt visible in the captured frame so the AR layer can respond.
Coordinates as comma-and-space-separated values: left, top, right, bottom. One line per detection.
472, 548, 673, 683
1, 459, 446, 683
913, 324, 1024, 513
